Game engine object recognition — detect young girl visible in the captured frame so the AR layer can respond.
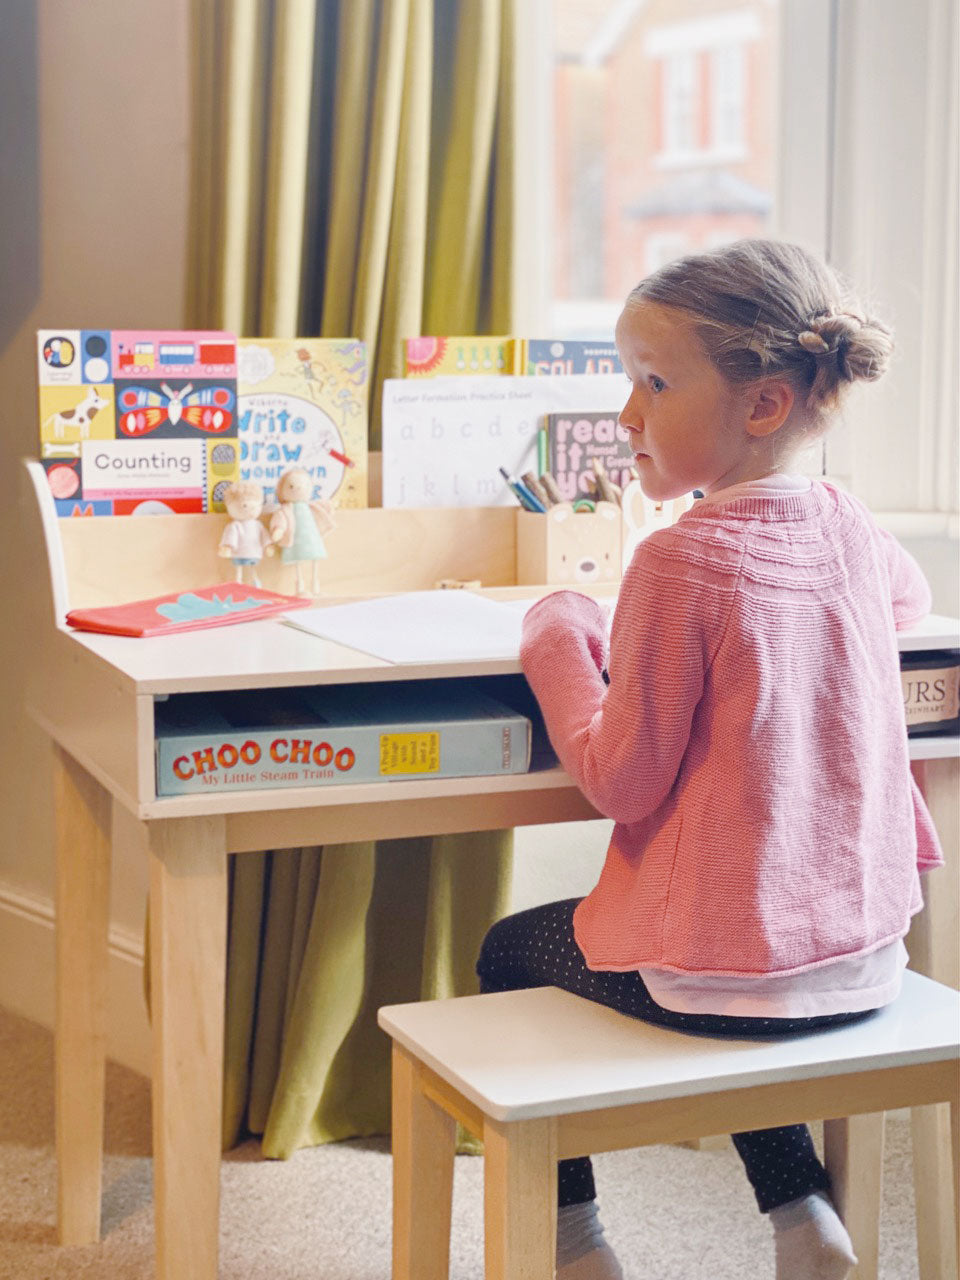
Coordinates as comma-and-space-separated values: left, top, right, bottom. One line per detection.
476, 239, 944, 1280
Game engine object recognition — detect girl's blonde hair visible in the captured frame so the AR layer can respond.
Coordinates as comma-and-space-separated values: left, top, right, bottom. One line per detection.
628, 239, 893, 427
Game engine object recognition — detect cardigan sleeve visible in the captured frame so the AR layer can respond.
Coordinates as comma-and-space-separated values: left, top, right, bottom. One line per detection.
876, 527, 932, 629
520, 532, 726, 824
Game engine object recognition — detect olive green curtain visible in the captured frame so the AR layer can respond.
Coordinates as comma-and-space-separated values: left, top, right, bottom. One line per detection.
185, 0, 521, 1156
187, 0, 521, 442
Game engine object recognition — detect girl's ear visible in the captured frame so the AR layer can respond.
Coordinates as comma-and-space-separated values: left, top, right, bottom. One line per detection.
745, 380, 795, 438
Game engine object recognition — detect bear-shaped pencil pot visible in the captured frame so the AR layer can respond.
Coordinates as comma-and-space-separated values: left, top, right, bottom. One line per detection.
516, 500, 622, 586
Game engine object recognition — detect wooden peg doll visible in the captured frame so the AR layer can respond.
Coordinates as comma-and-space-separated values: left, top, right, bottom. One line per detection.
269, 467, 336, 595
217, 480, 274, 586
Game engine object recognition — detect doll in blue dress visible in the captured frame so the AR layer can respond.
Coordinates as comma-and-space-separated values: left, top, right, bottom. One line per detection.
269, 467, 336, 595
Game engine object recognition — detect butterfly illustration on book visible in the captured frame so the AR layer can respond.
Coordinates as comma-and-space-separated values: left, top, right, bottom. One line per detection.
116, 382, 235, 436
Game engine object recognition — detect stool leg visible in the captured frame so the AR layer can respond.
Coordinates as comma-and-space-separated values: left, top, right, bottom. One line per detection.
391, 1045, 456, 1280
483, 1117, 556, 1280
823, 1113, 884, 1280
911, 1102, 959, 1280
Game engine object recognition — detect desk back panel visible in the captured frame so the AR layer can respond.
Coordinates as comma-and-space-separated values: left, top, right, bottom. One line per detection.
57, 506, 518, 608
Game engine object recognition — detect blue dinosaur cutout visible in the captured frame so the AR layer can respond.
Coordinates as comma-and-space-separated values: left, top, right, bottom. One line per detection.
156, 591, 271, 624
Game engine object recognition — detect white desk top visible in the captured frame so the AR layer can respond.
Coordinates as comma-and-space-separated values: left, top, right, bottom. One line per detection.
55, 605, 960, 697
378, 970, 960, 1123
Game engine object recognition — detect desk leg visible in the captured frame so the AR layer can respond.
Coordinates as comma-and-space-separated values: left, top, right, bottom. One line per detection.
53, 747, 112, 1245
908, 759, 960, 1280
148, 816, 228, 1280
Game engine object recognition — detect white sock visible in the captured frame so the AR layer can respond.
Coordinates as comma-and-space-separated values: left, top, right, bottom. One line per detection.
770, 1190, 858, 1280
556, 1201, 624, 1280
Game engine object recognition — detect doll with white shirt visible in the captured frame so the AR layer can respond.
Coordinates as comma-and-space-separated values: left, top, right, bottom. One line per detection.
217, 481, 274, 586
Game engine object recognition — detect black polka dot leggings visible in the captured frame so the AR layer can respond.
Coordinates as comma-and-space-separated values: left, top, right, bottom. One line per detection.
475, 898, 876, 1214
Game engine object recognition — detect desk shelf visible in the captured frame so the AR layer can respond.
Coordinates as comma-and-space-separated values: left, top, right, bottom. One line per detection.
138, 763, 602, 852
909, 735, 960, 761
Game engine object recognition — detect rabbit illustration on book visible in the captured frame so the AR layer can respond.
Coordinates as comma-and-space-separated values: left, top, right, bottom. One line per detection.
620, 478, 693, 571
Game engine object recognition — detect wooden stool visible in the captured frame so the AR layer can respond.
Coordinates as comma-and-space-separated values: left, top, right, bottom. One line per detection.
379, 971, 960, 1280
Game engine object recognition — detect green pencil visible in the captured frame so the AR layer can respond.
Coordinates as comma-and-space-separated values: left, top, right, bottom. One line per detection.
537, 425, 548, 476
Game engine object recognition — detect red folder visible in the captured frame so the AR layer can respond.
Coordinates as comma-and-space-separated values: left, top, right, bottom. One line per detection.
65, 584, 312, 637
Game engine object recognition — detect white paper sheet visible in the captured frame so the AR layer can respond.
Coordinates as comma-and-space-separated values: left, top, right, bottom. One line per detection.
282, 592, 542, 664
380, 373, 626, 508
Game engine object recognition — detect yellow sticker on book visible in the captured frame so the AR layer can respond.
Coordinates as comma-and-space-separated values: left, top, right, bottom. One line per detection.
379, 732, 440, 774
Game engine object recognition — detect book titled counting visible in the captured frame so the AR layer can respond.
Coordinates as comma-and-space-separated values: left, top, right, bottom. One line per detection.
37, 329, 239, 516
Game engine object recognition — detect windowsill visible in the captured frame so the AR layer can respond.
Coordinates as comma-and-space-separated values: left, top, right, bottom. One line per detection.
653, 146, 748, 170
822, 478, 959, 538
873, 511, 960, 540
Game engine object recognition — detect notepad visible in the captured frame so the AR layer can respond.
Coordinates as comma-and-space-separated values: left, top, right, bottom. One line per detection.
282, 592, 540, 664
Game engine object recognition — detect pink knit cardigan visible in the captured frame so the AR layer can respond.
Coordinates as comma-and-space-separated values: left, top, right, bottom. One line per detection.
520, 482, 943, 978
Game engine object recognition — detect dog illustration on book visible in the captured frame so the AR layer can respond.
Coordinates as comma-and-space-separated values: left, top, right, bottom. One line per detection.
44, 387, 109, 439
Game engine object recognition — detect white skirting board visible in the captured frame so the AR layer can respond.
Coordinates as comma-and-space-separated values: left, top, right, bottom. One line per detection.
0, 879, 151, 1078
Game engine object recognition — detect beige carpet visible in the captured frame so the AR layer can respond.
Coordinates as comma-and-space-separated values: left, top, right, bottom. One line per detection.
0, 1004, 922, 1279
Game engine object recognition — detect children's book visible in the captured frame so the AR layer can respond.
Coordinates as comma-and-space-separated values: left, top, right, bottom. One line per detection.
381, 373, 625, 508
37, 329, 239, 515
401, 337, 622, 378
65, 584, 312, 637
403, 336, 518, 377
154, 677, 532, 794
518, 340, 622, 376
542, 409, 635, 502
237, 338, 368, 509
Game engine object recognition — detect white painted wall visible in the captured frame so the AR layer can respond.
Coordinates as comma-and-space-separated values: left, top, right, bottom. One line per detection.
0, 0, 192, 1072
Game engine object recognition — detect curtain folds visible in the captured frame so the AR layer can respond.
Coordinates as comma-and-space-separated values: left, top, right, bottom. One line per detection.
185, 0, 522, 1156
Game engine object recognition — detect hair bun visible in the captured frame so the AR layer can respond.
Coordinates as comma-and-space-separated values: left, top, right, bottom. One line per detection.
798, 327, 831, 354
798, 311, 890, 383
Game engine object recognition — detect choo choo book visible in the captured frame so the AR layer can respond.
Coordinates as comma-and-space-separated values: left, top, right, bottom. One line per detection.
154, 678, 532, 795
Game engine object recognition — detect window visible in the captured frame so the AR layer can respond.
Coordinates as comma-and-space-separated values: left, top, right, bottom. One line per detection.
710, 45, 745, 150
662, 52, 699, 157
527, 0, 958, 516
547, 1, 776, 336
644, 231, 690, 274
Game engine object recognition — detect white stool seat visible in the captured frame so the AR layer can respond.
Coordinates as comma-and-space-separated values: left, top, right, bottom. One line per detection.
379, 971, 960, 1280
378, 969, 960, 1123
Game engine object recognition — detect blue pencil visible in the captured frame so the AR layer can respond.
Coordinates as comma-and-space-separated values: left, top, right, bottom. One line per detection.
499, 466, 547, 513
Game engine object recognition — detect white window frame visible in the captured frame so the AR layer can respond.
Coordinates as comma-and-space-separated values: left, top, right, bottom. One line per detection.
662, 50, 700, 158
644, 231, 690, 275
710, 43, 745, 152
776, 0, 959, 521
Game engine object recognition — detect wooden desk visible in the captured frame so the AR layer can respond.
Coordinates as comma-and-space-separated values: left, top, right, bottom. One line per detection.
24, 464, 959, 1280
